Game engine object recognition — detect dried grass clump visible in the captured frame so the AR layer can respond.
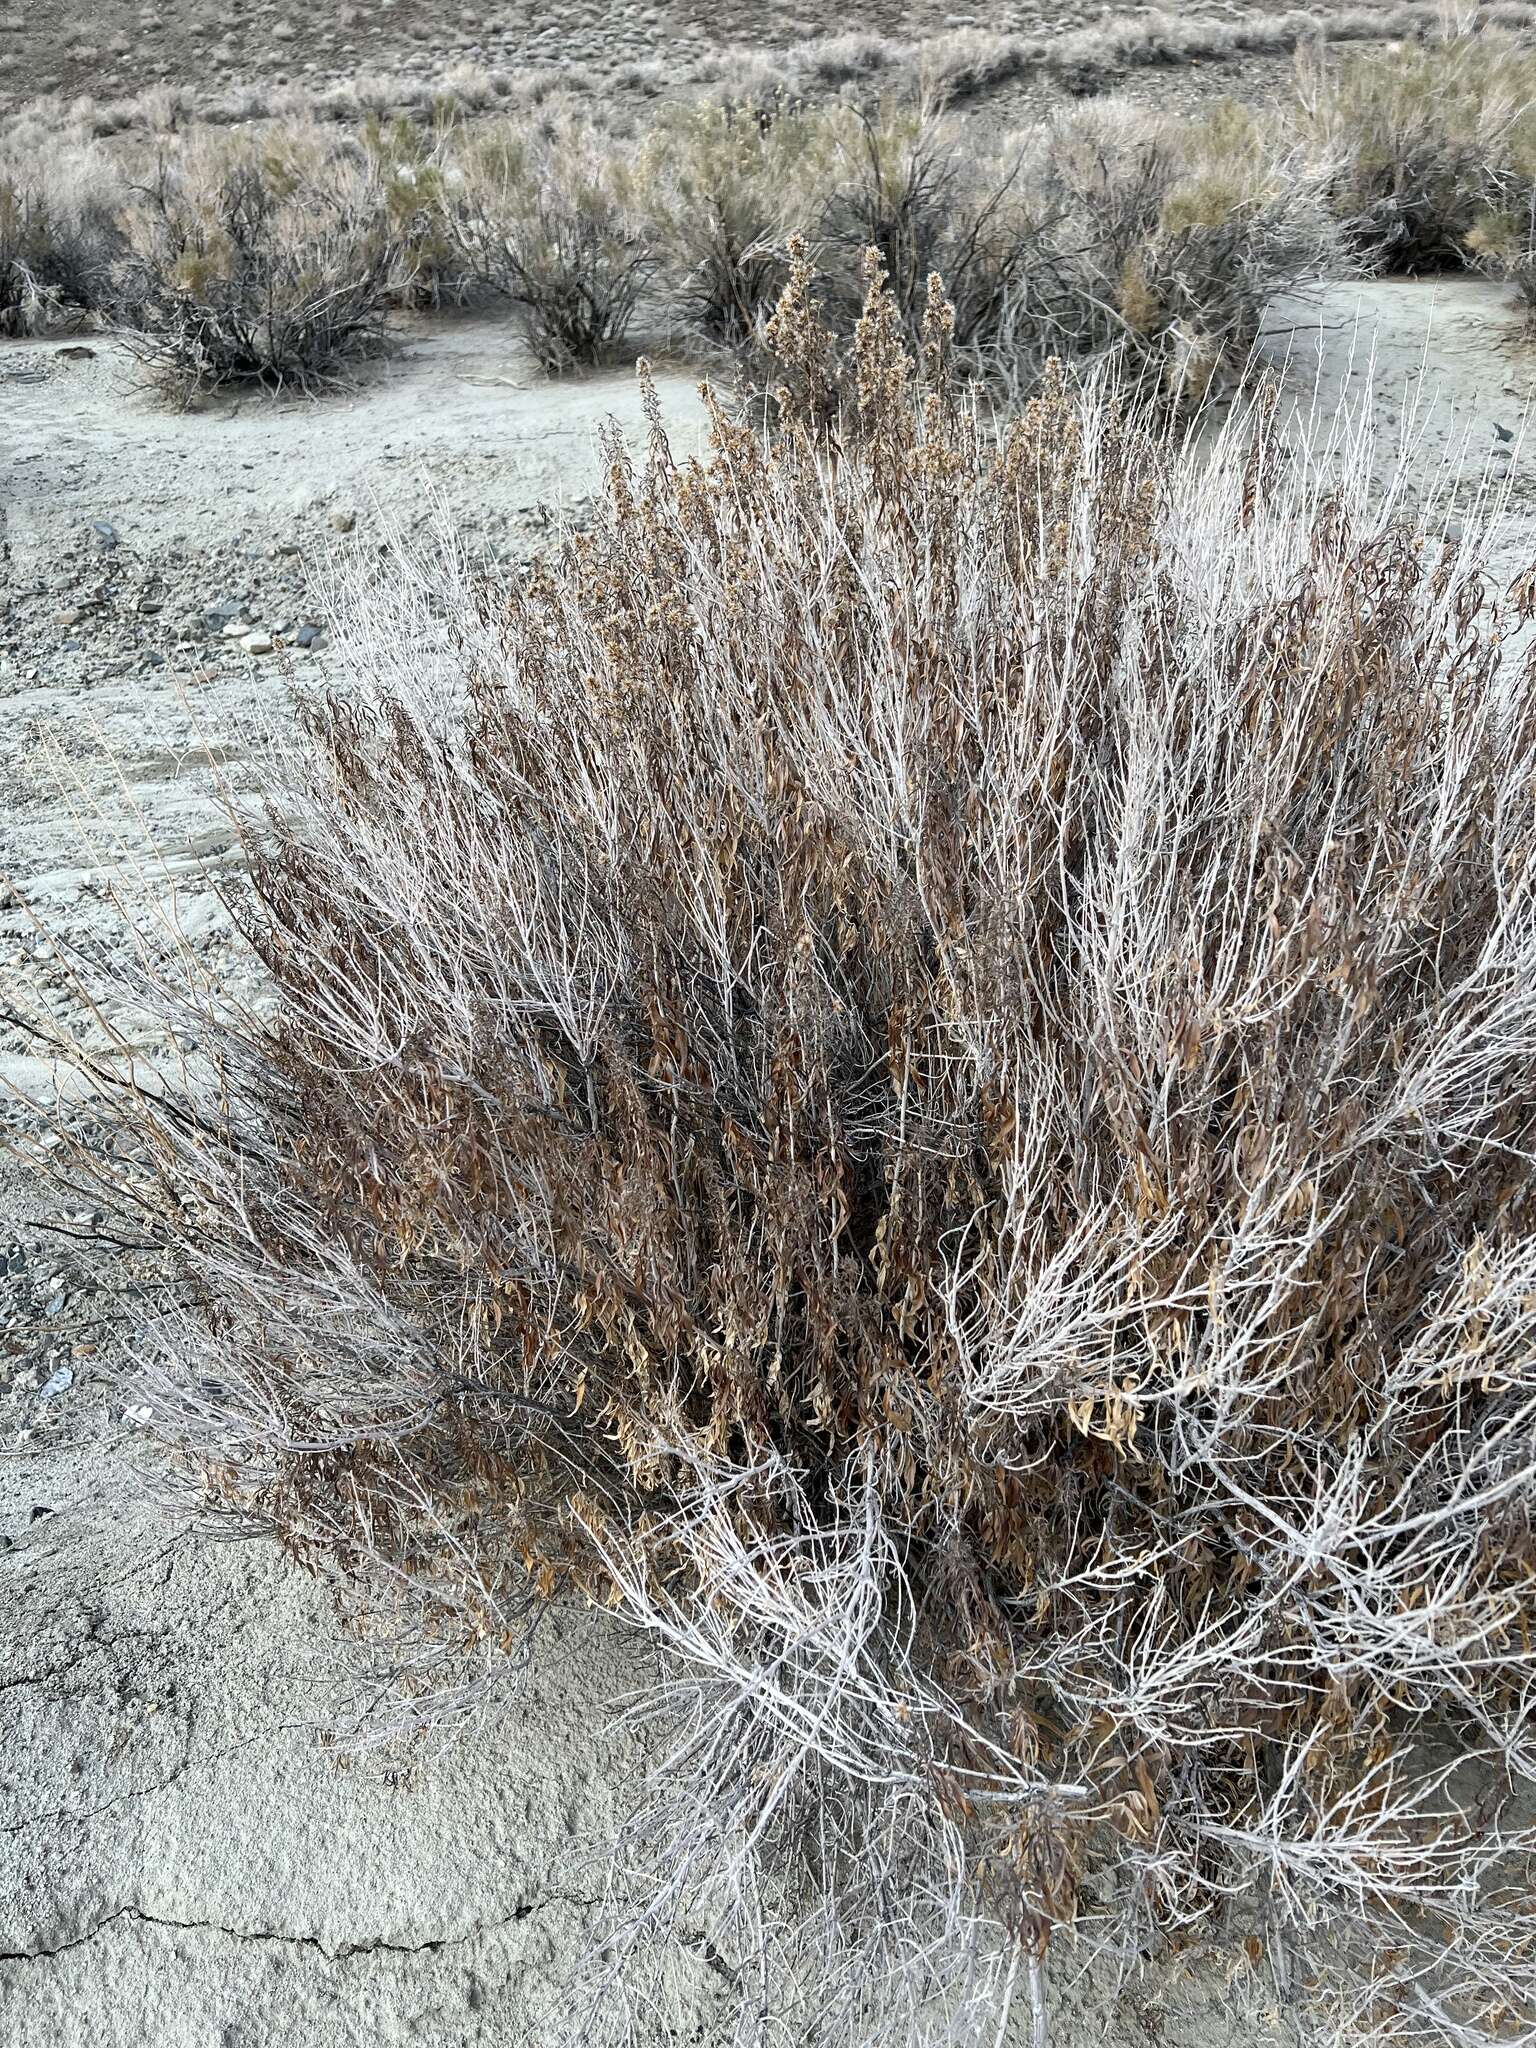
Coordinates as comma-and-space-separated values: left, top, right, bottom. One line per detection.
447, 109, 652, 371
110, 135, 392, 396
53, 258, 1536, 2043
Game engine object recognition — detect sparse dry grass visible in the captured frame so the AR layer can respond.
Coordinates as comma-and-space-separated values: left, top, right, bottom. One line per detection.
34, 259, 1536, 2046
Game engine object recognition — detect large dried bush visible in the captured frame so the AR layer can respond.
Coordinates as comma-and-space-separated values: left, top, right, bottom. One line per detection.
110, 136, 392, 397
41, 259, 1536, 2045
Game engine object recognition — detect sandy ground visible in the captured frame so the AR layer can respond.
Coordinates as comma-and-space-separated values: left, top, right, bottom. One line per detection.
2, 275, 1535, 2046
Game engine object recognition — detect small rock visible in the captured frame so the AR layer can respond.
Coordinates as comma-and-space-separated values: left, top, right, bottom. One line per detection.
295, 623, 322, 650
241, 630, 275, 655
330, 509, 357, 534
38, 1366, 72, 1398
91, 519, 118, 548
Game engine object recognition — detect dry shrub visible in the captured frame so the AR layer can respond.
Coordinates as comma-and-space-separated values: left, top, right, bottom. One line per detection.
1290, 32, 1536, 275
634, 97, 846, 348
737, 102, 1335, 408
110, 136, 392, 396
915, 29, 1037, 106
357, 113, 475, 310
814, 104, 1040, 351
1028, 99, 1340, 405
446, 110, 652, 371
784, 30, 904, 92
48, 257, 1536, 2043
0, 134, 122, 334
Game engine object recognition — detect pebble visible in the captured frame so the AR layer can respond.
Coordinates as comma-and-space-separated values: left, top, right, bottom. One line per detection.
91, 519, 118, 549
38, 1365, 73, 1399
331, 509, 357, 534
241, 630, 275, 655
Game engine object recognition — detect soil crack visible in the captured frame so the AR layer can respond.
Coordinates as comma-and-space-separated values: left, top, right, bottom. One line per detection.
1, 1894, 590, 1965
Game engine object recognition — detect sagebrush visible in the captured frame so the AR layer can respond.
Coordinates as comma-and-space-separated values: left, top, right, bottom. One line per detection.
39, 254, 1536, 2044
1292, 32, 1536, 273
111, 138, 392, 395
21, 30, 1536, 396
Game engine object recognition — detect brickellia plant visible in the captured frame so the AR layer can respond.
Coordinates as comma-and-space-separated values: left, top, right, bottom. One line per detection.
43, 249, 1536, 2044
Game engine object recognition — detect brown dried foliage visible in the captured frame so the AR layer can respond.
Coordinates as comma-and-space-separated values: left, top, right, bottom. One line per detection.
50, 256, 1536, 2041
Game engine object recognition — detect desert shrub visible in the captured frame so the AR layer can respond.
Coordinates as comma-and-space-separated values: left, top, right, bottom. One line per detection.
1289, 33, 1536, 273
1039, 99, 1342, 403
0, 141, 123, 333
110, 139, 392, 396
815, 105, 1039, 349
778, 102, 1333, 407
358, 113, 475, 310
52, 258, 1536, 2044
446, 112, 652, 371
916, 30, 1036, 107
785, 30, 903, 92
634, 97, 847, 349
